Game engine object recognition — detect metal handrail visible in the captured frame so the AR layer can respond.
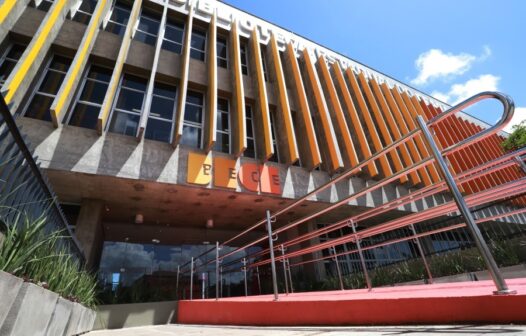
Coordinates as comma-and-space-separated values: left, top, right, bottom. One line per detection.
181, 91, 520, 298
0, 97, 85, 262
428, 91, 514, 155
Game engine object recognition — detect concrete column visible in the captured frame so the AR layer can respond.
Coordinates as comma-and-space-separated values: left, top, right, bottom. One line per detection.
75, 199, 104, 270
0, 0, 31, 46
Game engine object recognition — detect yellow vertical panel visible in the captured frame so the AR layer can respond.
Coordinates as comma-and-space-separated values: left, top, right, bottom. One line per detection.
204, 12, 217, 152
369, 78, 420, 185
229, 20, 246, 157
284, 43, 321, 170
301, 49, 343, 173
380, 82, 432, 186
331, 62, 377, 176
97, 0, 143, 134
268, 33, 299, 165
357, 72, 407, 183
249, 28, 273, 160
3, 0, 70, 106
172, 4, 195, 146
317, 56, 359, 168
50, 0, 109, 126
345, 67, 393, 178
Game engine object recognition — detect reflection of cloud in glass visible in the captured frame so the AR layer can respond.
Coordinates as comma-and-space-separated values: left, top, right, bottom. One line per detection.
99, 241, 263, 287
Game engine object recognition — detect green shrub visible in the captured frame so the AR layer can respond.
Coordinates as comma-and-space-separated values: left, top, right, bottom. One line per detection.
0, 212, 98, 308
501, 120, 526, 151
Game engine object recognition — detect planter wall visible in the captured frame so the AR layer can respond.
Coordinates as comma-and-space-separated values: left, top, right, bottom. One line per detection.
0, 271, 96, 336
0, 271, 23, 327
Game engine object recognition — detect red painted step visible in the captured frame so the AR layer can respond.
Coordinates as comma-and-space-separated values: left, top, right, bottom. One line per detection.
178, 278, 526, 325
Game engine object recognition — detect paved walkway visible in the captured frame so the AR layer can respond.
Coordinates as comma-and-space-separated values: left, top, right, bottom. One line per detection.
87, 324, 526, 335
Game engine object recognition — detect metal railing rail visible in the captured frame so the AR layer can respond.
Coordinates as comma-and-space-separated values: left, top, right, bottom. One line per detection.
216, 149, 525, 270
179, 92, 522, 299
0, 96, 85, 263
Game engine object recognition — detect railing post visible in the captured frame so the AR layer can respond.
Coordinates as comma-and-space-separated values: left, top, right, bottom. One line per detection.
350, 220, 372, 291
280, 245, 289, 294
201, 272, 206, 299
190, 257, 194, 300
256, 266, 261, 294
409, 224, 433, 284
266, 210, 279, 300
220, 266, 223, 298
286, 259, 294, 293
215, 241, 220, 300
515, 156, 526, 174
242, 257, 248, 296
417, 115, 515, 295
175, 265, 180, 299
331, 246, 344, 290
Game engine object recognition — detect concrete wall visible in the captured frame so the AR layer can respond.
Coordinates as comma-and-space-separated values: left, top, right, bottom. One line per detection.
0, 271, 95, 336
94, 300, 178, 330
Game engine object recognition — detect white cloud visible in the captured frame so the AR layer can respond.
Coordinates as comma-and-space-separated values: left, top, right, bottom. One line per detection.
504, 106, 526, 133
411, 46, 491, 86
431, 74, 500, 105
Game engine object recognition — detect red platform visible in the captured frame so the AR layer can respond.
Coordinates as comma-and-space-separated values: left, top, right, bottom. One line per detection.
178, 278, 526, 325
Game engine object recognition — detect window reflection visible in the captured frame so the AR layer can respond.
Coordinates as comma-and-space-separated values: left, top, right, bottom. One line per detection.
68, 65, 112, 130
108, 74, 147, 136
98, 240, 261, 303
181, 90, 204, 148
190, 29, 206, 61
24, 55, 71, 122
105, 2, 131, 37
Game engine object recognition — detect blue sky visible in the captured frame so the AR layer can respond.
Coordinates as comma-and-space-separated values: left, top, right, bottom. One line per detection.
222, 0, 525, 131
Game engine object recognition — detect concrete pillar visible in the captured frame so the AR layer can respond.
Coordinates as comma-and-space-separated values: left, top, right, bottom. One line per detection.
0, 0, 31, 46
75, 199, 104, 270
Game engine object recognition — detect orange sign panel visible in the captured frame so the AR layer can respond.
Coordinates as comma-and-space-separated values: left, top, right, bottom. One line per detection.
187, 152, 212, 185
187, 152, 281, 194
214, 156, 238, 189
238, 163, 281, 194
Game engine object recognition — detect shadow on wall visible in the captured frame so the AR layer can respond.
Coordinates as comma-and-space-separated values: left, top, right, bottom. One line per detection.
94, 300, 178, 330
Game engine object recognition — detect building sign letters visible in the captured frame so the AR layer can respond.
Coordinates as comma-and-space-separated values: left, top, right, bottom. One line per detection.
187, 152, 281, 194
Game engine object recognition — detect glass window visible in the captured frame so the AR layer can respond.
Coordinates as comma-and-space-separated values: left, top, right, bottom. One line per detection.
24, 55, 71, 122
268, 107, 280, 163
240, 43, 248, 75
134, 10, 161, 46
162, 20, 184, 54
181, 91, 204, 148
190, 29, 206, 61
213, 98, 230, 153
217, 37, 228, 68
108, 74, 147, 137
0, 44, 26, 86
73, 0, 98, 24
105, 2, 131, 37
244, 105, 256, 158
145, 82, 177, 143
68, 65, 112, 129
36, 0, 54, 11
260, 45, 269, 82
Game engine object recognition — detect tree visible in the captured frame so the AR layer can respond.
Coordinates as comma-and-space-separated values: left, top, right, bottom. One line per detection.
501, 120, 526, 151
